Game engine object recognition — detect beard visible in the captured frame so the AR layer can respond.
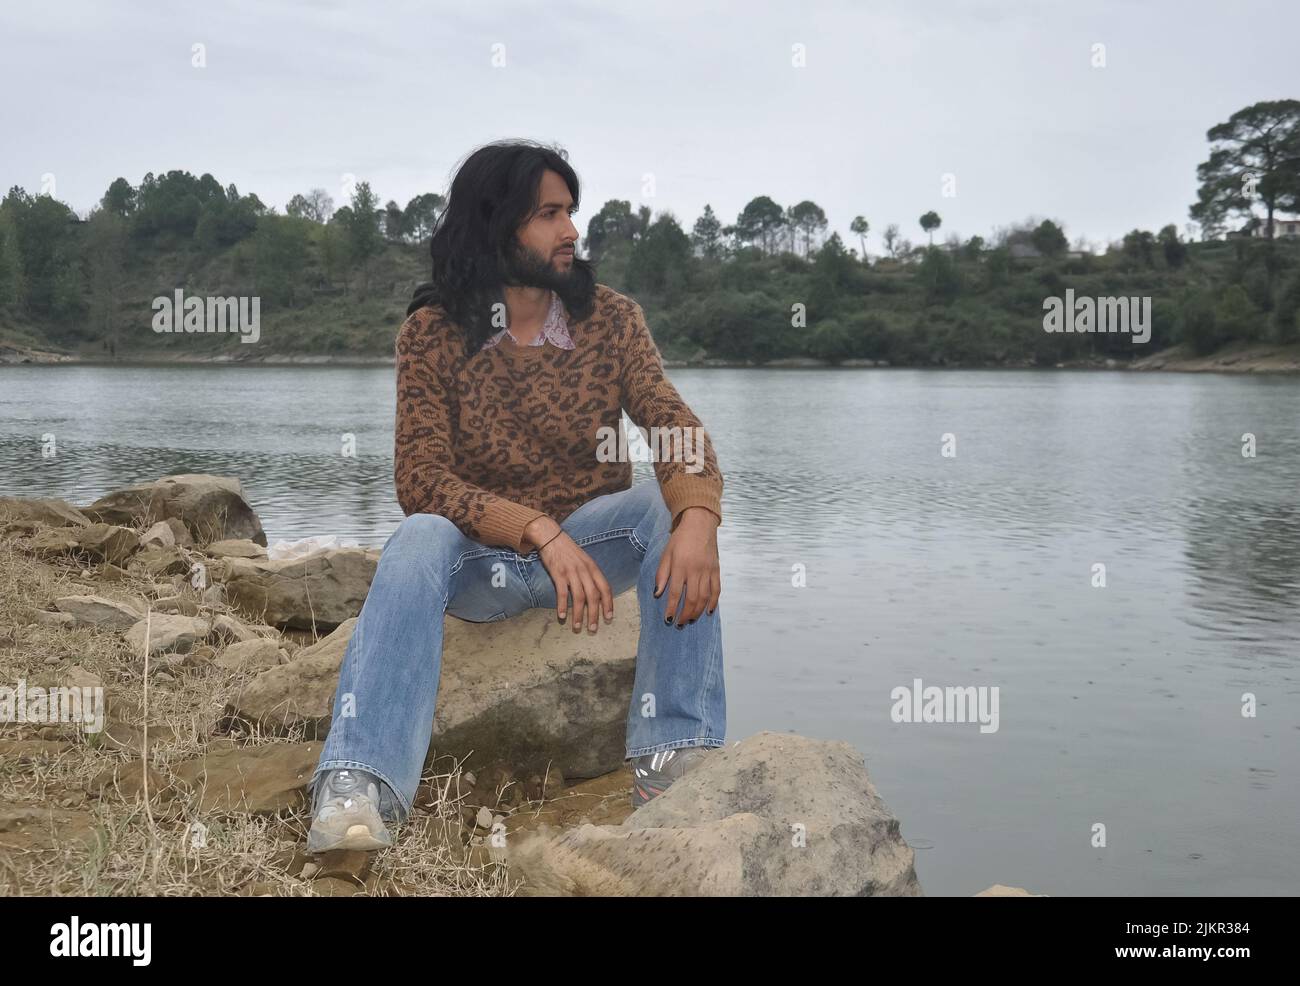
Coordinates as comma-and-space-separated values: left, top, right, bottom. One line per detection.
501, 239, 597, 318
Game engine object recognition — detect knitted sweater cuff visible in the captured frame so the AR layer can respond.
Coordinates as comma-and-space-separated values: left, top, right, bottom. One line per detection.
661, 475, 723, 531
480, 501, 550, 554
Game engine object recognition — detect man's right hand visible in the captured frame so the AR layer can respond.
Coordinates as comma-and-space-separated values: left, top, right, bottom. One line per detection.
524, 517, 614, 634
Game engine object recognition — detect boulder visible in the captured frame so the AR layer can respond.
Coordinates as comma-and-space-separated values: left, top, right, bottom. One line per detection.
33, 610, 75, 629
53, 595, 146, 630
225, 589, 638, 779
211, 613, 276, 644
27, 527, 81, 559
140, 521, 176, 549
129, 545, 193, 578
0, 496, 91, 528
83, 474, 265, 546
0, 806, 106, 852
123, 615, 212, 656
505, 732, 922, 897
172, 741, 321, 813
206, 538, 269, 560
73, 524, 140, 566
222, 548, 381, 631
215, 638, 282, 672
152, 595, 200, 616
79, 482, 155, 528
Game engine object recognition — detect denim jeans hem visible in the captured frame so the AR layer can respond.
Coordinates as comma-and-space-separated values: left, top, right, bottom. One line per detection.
312, 758, 411, 824
625, 736, 726, 759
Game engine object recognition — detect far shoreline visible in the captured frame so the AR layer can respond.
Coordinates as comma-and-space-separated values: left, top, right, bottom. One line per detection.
2, 342, 1299, 375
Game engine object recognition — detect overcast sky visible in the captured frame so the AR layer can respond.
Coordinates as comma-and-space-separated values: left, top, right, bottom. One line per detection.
2, 0, 1296, 255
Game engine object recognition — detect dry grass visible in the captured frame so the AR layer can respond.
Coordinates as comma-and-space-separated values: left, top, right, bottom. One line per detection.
0, 528, 523, 897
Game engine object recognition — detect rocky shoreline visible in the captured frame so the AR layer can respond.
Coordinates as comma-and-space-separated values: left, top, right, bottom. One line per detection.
0, 474, 1041, 896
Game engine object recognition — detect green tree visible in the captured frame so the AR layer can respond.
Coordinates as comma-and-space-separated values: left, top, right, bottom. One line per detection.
691, 204, 723, 260
849, 215, 870, 261
883, 223, 901, 259
734, 196, 786, 255
627, 212, 692, 296
919, 211, 942, 245
253, 215, 310, 307
1190, 99, 1300, 241
1030, 219, 1068, 257
403, 192, 443, 243
2, 186, 82, 320
1158, 224, 1188, 268
101, 178, 136, 218
585, 199, 641, 259
0, 207, 24, 309
383, 200, 406, 242
84, 208, 128, 355
918, 245, 962, 304
1121, 229, 1156, 268
286, 188, 334, 223
787, 200, 828, 258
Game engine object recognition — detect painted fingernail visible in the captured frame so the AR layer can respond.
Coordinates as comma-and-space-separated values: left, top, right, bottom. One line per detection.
558, 615, 566, 624
665, 615, 673, 624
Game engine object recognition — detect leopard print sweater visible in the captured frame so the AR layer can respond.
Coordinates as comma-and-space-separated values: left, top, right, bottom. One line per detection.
394, 283, 723, 553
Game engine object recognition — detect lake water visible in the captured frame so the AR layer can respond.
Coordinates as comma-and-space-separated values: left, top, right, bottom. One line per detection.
2, 363, 1298, 896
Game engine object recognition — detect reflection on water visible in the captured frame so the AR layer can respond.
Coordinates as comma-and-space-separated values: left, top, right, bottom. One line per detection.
1, 364, 1297, 895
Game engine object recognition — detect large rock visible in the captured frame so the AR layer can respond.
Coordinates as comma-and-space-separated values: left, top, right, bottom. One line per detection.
74, 524, 140, 566
123, 615, 212, 656
173, 741, 321, 813
53, 595, 146, 630
27, 523, 138, 566
0, 806, 106, 852
206, 538, 268, 560
224, 591, 639, 779
222, 548, 382, 631
82, 474, 265, 546
215, 638, 283, 672
0, 496, 91, 528
506, 732, 922, 897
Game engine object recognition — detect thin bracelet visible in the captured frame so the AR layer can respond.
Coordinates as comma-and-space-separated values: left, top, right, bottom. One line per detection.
536, 529, 563, 552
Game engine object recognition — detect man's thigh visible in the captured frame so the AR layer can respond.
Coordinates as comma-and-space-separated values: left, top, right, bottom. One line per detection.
444, 544, 536, 623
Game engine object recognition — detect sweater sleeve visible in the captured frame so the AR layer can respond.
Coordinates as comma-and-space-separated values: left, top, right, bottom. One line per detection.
393, 313, 549, 553
618, 301, 724, 531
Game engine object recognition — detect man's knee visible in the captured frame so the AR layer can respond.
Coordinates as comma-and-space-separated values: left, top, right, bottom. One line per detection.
389, 512, 462, 555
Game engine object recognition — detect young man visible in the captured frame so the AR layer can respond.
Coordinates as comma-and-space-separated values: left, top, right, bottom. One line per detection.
307, 140, 726, 853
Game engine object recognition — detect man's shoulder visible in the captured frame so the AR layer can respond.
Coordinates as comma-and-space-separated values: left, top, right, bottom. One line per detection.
588, 284, 644, 334
592, 283, 639, 315
398, 302, 457, 354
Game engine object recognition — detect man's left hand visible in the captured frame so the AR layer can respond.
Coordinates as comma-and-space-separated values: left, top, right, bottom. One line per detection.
654, 506, 721, 626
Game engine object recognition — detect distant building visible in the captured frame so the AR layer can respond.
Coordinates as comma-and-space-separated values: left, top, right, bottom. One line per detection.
1256, 217, 1300, 239
1233, 216, 1300, 239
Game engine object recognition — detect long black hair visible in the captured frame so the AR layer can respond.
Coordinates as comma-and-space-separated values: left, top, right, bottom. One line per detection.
407, 139, 598, 354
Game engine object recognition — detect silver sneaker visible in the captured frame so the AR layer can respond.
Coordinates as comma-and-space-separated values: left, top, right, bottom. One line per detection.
307, 768, 394, 853
631, 747, 714, 809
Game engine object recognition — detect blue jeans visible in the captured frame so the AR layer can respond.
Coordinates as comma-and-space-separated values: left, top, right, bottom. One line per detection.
310, 480, 726, 823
